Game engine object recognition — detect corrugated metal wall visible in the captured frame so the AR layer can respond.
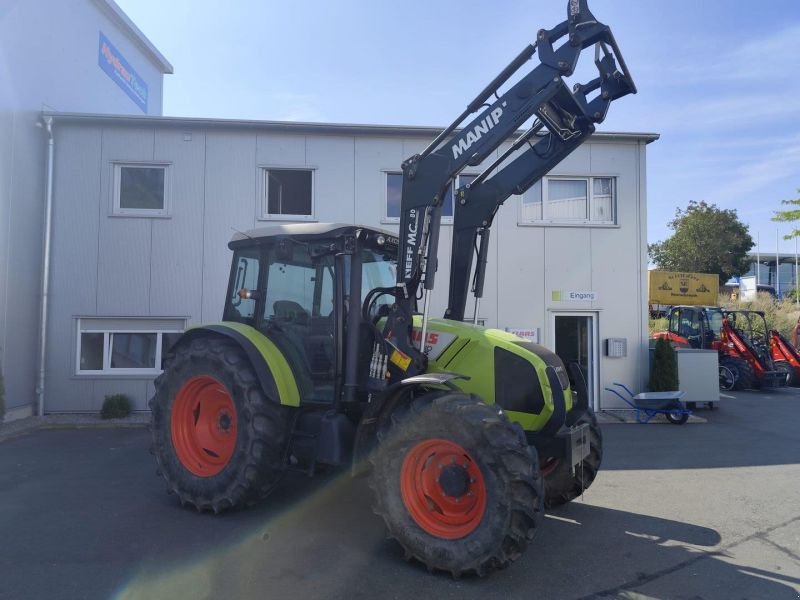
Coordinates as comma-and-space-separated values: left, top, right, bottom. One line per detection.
47, 121, 649, 412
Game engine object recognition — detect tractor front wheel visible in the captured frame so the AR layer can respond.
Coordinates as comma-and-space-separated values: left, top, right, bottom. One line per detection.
150, 336, 289, 512
370, 393, 543, 577
541, 408, 603, 508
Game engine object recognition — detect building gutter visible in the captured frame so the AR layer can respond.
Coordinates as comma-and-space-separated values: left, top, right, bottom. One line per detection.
36, 115, 55, 416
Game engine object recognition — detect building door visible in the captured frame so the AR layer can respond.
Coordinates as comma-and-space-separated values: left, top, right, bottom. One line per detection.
552, 313, 598, 410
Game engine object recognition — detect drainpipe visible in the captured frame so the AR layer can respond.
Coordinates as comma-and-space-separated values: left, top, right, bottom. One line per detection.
36, 115, 55, 416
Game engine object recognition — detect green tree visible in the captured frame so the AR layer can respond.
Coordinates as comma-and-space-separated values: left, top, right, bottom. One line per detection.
771, 189, 800, 239
649, 201, 754, 281
649, 337, 678, 392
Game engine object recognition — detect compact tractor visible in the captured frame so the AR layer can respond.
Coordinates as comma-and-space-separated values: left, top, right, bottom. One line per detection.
651, 306, 787, 390
151, 0, 636, 576
767, 322, 800, 386
725, 310, 793, 387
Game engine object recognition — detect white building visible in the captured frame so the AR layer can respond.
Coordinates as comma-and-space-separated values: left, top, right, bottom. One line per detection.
1, 0, 658, 420
42, 114, 657, 414
0, 0, 171, 420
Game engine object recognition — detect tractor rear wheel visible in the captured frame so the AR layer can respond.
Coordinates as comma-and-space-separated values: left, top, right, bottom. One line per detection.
541, 408, 603, 508
150, 336, 290, 512
720, 356, 754, 391
370, 392, 543, 577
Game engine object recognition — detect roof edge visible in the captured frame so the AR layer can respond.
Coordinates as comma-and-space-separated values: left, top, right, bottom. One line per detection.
92, 0, 173, 74
44, 111, 659, 143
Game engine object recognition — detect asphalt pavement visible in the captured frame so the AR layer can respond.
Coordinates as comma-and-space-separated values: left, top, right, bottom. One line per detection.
1, 390, 799, 600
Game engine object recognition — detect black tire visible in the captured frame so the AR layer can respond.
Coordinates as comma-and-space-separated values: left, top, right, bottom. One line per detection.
718, 365, 736, 391
150, 336, 290, 512
541, 408, 603, 508
720, 356, 754, 390
774, 361, 793, 386
369, 392, 543, 578
666, 408, 689, 425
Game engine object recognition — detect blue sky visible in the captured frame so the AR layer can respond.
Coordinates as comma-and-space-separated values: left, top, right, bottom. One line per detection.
118, 0, 800, 254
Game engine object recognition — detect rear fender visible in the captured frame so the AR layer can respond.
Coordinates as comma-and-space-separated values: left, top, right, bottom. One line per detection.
171, 323, 301, 407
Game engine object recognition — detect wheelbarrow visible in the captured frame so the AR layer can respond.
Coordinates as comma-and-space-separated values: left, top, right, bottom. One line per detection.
605, 383, 691, 425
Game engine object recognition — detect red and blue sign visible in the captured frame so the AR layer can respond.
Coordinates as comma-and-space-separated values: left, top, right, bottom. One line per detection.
98, 32, 148, 113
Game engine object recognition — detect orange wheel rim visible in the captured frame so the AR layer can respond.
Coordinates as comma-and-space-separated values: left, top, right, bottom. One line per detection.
171, 375, 238, 477
400, 439, 487, 539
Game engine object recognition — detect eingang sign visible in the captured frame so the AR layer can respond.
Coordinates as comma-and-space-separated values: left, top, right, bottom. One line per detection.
648, 271, 718, 306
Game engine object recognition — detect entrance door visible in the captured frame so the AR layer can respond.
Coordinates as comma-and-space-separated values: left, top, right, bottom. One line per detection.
553, 313, 598, 410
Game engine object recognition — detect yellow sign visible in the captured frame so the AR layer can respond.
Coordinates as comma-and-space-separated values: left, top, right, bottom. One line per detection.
648, 271, 719, 306
389, 349, 412, 371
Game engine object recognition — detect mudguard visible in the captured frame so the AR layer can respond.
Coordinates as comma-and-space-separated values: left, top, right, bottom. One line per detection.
351, 374, 466, 475
172, 323, 301, 407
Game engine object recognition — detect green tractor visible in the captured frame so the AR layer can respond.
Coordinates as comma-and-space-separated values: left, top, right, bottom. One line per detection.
151, 1, 635, 576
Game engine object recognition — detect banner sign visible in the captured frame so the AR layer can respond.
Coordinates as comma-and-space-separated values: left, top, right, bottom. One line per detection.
648, 271, 718, 306
506, 327, 540, 343
98, 32, 148, 113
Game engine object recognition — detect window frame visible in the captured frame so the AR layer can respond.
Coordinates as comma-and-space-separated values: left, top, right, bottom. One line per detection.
382, 171, 479, 225
111, 162, 172, 218
75, 319, 184, 376
258, 166, 317, 222
518, 175, 618, 227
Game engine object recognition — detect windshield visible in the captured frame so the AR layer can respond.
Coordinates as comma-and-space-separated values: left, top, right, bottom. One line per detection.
706, 308, 724, 337
362, 250, 396, 301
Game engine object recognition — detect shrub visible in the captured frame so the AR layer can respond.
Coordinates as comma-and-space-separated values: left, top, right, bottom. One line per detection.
648, 317, 668, 335
720, 291, 800, 341
100, 394, 132, 419
649, 337, 679, 392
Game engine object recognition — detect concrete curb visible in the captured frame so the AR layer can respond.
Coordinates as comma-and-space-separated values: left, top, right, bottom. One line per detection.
598, 410, 708, 424
0, 413, 150, 443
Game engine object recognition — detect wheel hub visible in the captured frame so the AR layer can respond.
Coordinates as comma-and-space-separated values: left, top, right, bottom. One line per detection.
218, 412, 232, 431
438, 465, 470, 498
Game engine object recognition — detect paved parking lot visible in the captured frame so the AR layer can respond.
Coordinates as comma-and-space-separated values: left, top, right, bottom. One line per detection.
2, 390, 799, 600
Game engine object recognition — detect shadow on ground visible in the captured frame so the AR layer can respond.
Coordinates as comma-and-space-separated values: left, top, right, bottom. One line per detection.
1, 428, 797, 599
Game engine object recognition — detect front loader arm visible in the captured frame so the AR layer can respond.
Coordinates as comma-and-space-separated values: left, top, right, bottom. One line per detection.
447, 40, 635, 320
382, 0, 636, 381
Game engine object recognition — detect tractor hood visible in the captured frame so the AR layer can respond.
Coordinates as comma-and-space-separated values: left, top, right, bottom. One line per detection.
415, 317, 573, 432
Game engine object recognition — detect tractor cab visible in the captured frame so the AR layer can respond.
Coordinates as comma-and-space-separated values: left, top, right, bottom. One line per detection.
223, 223, 398, 405
664, 305, 724, 349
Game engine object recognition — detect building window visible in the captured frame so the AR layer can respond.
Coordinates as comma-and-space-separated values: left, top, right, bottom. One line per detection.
520, 176, 616, 225
113, 163, 170, 216
260, 168, 314, 220
76, 318, 185, 375
385, 173, 477, 222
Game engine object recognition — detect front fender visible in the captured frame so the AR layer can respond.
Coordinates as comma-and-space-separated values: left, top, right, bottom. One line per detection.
351, 373, 461, 476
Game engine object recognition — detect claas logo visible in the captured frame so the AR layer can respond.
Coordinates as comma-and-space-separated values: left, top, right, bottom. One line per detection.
411, 330, 440, 345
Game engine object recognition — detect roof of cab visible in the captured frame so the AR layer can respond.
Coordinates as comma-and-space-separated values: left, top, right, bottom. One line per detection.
230, 223, 397, 243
